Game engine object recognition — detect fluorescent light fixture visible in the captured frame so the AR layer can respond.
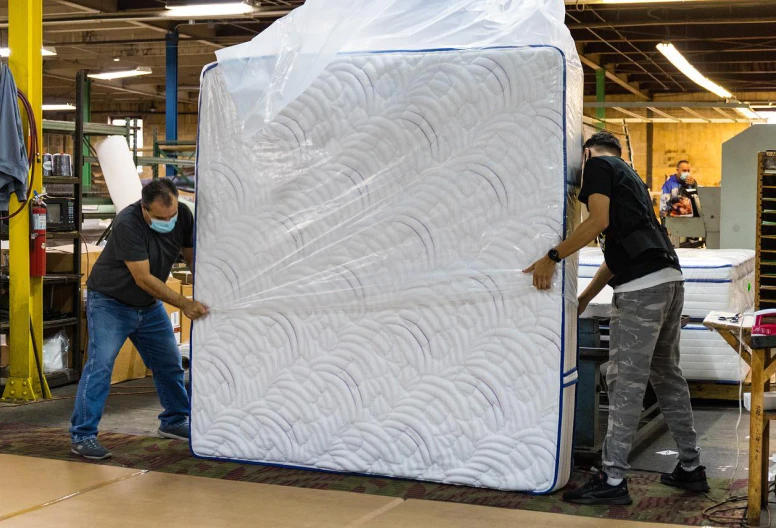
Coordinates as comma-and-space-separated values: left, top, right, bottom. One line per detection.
657, 43, 732, 98
0, 47, 57, 57
734, 107, 761, 120
42, 103, 76, 111
165, 1, 254, 17
88, 66, 152, 80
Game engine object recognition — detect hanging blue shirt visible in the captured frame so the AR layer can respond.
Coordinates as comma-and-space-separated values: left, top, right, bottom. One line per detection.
0, 64, 29, 211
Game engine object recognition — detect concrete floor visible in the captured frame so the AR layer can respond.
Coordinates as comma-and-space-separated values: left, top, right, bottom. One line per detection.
1, 379, 774, 525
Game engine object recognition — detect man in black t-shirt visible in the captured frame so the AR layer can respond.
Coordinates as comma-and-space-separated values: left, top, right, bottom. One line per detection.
70, 179, 208, 460
524, 131, 707, 505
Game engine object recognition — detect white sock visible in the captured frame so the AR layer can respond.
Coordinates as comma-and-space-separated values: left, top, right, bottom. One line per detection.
607, 477, 623, 486
681, 465, 698, 472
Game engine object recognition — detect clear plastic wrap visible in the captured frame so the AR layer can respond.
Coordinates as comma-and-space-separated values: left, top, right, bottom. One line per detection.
215, 0, 580, 135
43, 330, 69, 374
194, 0, 582, 493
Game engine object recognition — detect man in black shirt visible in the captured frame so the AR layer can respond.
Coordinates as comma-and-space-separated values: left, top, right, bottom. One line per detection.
70, 179, 208, 460
524, 131, 707, 505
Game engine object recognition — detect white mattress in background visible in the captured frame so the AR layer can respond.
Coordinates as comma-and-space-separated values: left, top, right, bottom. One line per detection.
579, 247, 755, 319
579, 247, 754, 382
192, 46, 581, 492
679, 324, 749, 383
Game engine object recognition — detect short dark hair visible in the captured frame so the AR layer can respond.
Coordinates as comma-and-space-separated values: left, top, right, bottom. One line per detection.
583, 131, 622, 157
676, 160, 690, 169
141, 178, 178, 209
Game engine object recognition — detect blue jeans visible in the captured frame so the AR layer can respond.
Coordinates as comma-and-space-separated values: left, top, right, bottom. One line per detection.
70, 291, 189, 442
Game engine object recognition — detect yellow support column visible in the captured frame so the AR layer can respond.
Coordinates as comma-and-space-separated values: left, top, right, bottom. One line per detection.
2, 0, 49, 401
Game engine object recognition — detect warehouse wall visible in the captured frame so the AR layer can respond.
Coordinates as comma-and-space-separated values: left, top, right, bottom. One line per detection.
584, 120, 747, 190
650, 122, 749, 189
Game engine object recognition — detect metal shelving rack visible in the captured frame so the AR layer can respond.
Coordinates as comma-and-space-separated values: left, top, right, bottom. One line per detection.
756, 151, 776, 311
150, 130, 196, 184
33, 71, 132, 386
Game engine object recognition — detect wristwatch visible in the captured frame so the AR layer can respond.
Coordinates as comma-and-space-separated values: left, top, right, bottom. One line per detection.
547, 248, 562, 263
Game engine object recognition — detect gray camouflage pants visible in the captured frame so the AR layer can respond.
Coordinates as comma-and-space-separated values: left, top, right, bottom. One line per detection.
602, 281, 702, 479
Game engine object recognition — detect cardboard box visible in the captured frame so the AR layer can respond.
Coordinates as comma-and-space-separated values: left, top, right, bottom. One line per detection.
1, 240, 8, 275
0, 334, 8, 368
111, 339, 148, 384
180, 284, 193, 344
146, 277, 182, 376
165, 277, 182, 345
46, 243, 103, 282
172, 271, 192, 285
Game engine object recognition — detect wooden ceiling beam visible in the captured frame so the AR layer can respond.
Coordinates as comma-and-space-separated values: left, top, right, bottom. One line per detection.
579, 54, 651, 100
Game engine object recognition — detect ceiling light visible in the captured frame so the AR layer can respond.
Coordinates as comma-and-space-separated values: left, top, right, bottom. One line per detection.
0, 47, 58, 58
164, 1, 254, 17
113, 57, 121, 62
42, 103, 76, 111
734, 107, 761, 120
657, 43, 732, 98
88, 67, 152, 80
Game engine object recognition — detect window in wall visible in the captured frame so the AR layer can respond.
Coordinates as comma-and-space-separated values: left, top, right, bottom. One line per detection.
110, 118, 143, 174
754, 111, 776, 125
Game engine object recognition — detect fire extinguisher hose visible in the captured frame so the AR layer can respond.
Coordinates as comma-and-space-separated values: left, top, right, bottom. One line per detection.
0, 88, 39, 221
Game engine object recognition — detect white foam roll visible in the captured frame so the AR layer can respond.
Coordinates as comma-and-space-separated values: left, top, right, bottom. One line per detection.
95, 135, 142, 214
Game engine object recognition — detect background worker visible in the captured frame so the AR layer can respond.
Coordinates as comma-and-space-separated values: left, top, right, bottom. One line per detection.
661, 160, 701, 218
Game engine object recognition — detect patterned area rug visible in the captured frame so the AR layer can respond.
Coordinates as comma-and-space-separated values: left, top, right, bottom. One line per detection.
0, 422, 744, 526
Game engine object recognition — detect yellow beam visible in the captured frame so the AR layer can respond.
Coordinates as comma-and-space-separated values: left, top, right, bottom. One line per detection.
3, 0, 49, 401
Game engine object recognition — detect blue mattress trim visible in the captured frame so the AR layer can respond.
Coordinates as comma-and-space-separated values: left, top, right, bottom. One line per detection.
579, 262, 737, 270
578, 273, 734, 284
191, 45, 574, 495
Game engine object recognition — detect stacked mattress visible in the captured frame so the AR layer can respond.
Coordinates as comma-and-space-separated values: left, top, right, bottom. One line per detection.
579, 247, 754, 382
192, 46, 582, 492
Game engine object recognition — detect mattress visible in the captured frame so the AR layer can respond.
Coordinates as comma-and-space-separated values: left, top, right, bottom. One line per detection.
579, 247, 755, 319
579, 247, 754, 382
679, 323, 749, 383
192, 46, 582, 493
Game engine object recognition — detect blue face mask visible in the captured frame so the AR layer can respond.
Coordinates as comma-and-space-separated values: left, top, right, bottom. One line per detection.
679, 171, 691, 181
149, 214, 178, 234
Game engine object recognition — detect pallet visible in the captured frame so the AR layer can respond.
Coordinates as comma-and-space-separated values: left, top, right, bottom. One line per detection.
689, 381, 750, 401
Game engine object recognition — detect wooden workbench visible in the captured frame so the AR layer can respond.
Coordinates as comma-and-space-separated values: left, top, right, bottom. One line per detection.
704, 311, 770, 526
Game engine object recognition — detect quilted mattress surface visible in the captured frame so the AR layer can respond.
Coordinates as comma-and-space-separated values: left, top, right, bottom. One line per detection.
192, 46, 581, 492
679, 324, 749, 382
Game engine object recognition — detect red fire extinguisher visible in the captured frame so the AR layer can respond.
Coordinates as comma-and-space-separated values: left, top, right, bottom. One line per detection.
30, 194, 46, 277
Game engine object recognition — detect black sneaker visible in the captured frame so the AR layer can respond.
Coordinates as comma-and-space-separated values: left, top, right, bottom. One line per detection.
660, 463, 710, 492
158, 421, 189, 441
562, 471, 633, 505
71, 438, 112, 460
